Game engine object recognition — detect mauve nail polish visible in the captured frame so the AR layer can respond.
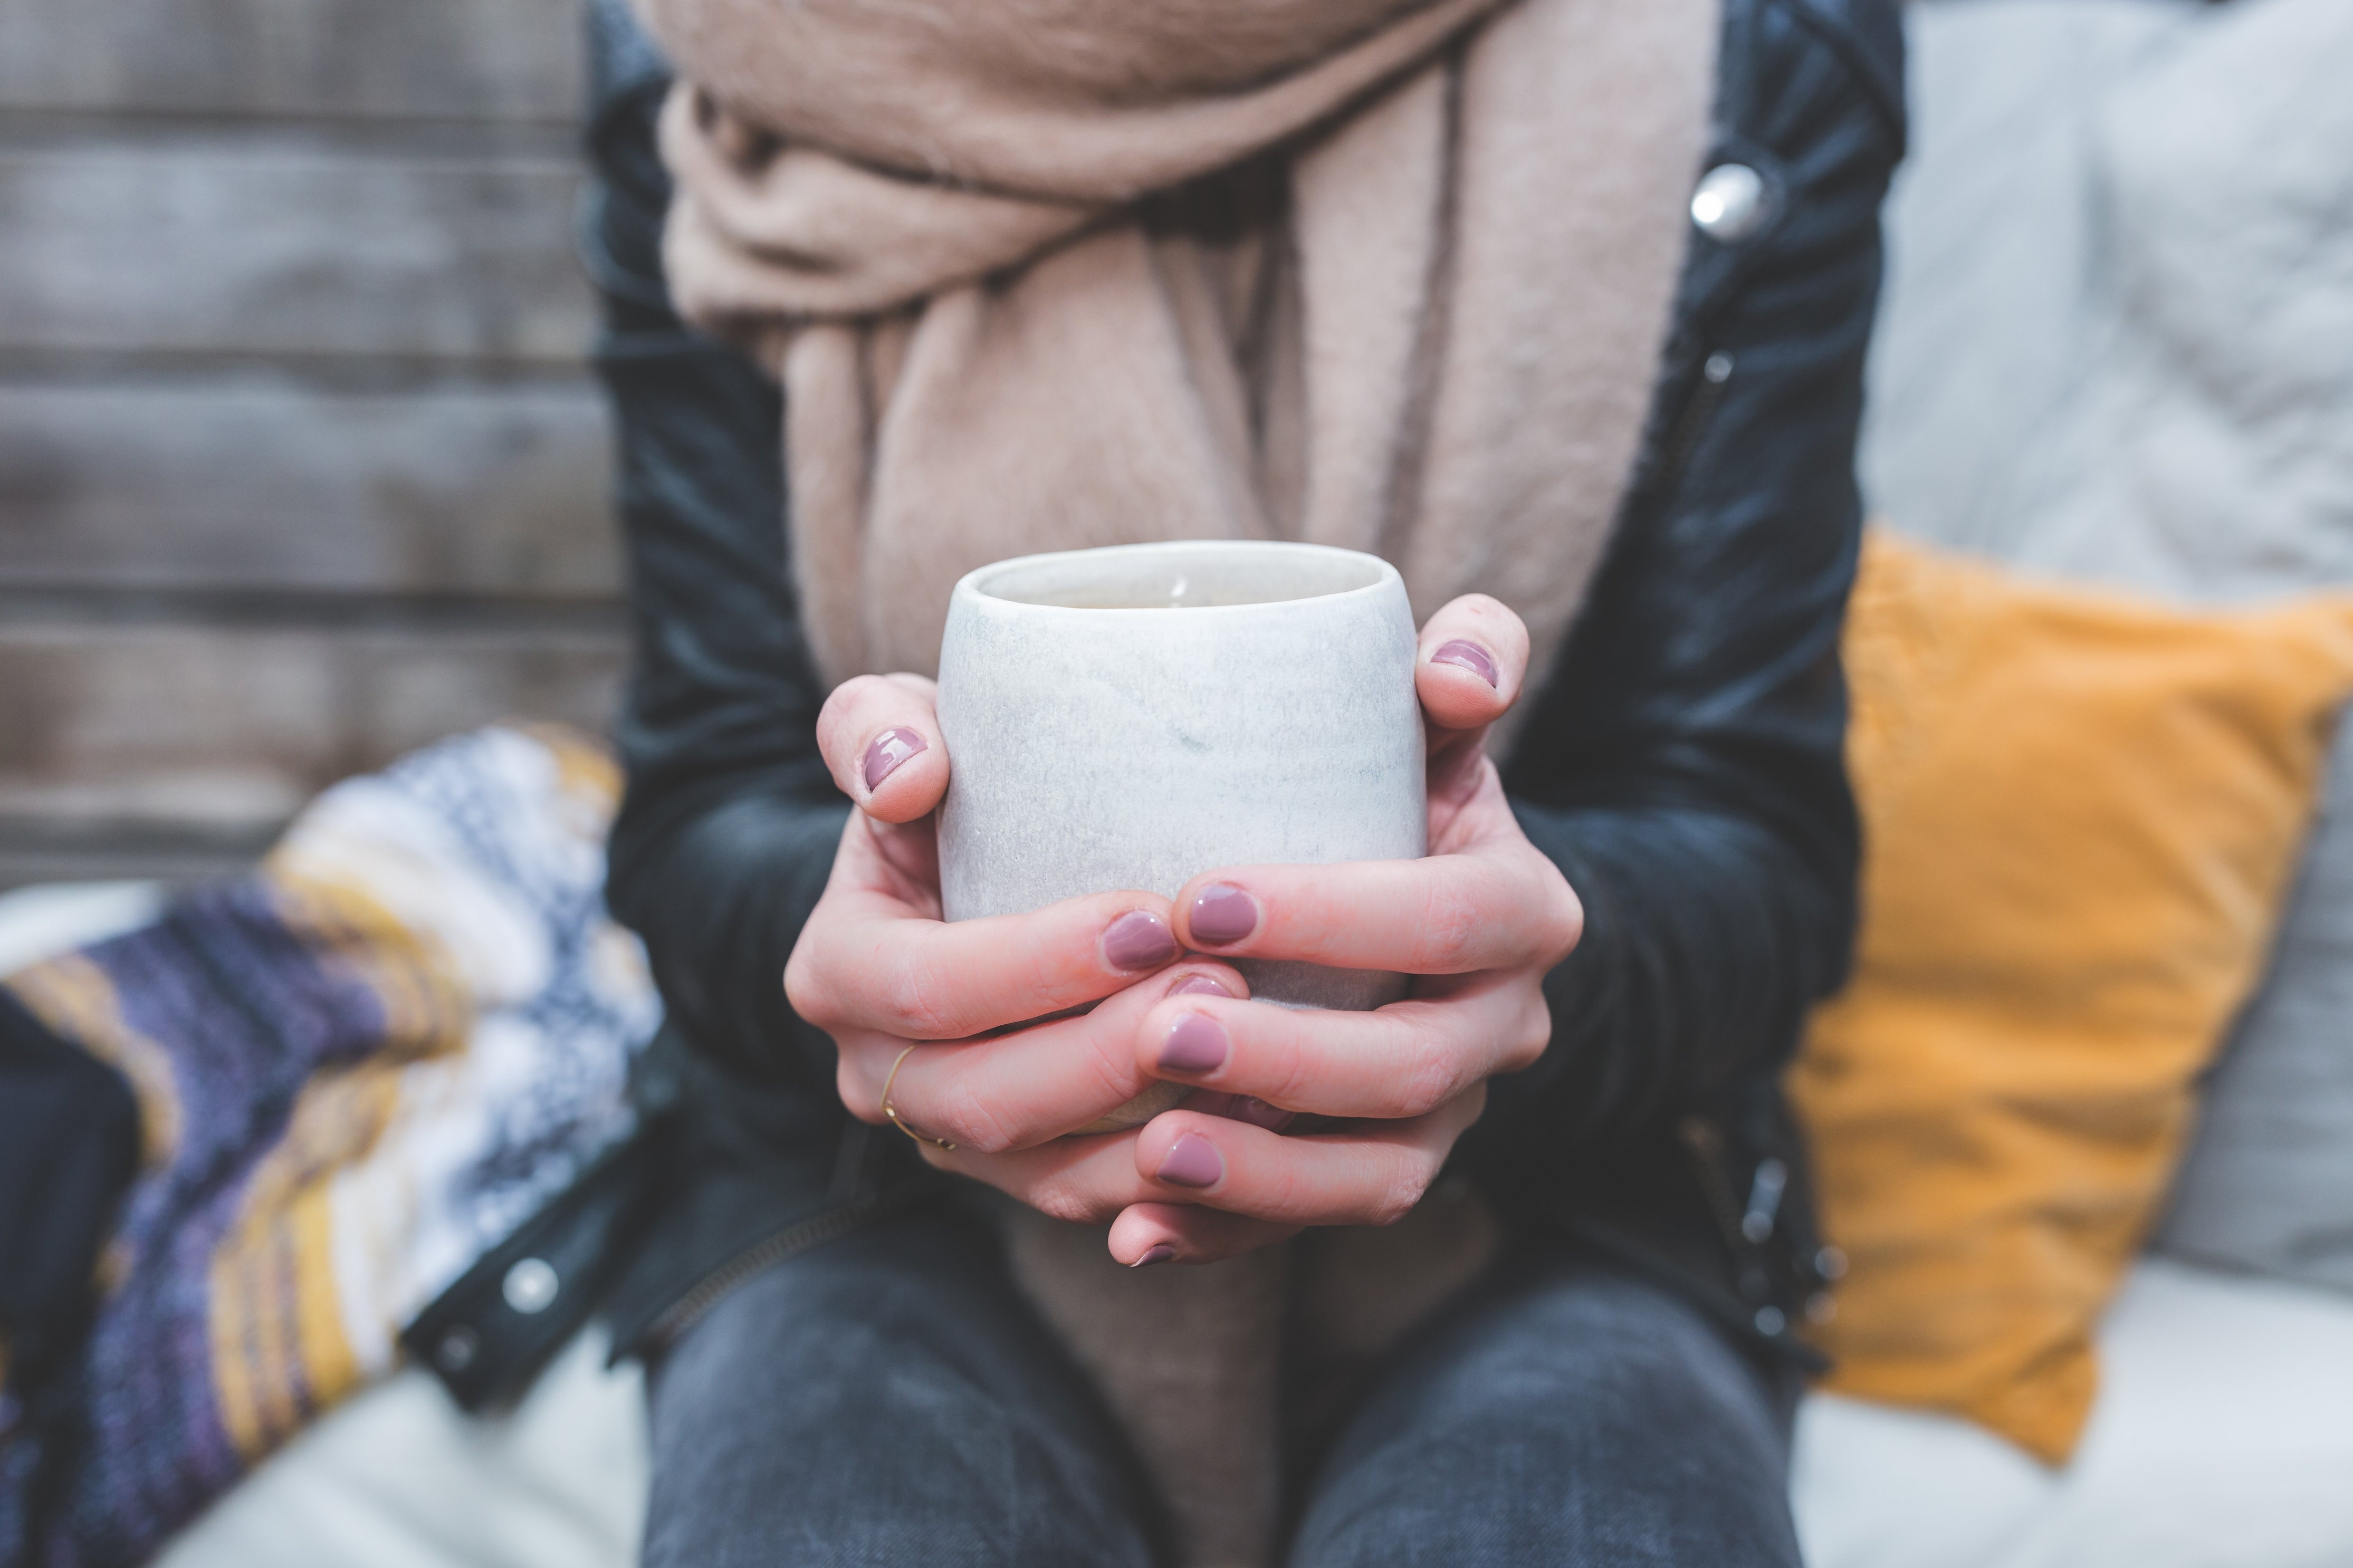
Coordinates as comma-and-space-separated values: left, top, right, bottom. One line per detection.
1133, 1244, 1177, 1268
862, 727, 927, 791
1159, 1013, 1229, 1074
1103, 911, 1177, 971
1170, 975, 1230, 998
1189, 883, 1257, 946
1156, 1133, 1223, 1188
1430, 639, 1499, 688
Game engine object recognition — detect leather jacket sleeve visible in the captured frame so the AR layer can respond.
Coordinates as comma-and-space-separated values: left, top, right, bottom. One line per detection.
587, 5, 847, 1090
584, 0, 1902, 1157
1478, 0, 1900, 1166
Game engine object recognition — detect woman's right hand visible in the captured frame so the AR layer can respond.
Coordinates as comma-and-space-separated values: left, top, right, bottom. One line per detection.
785, 673, 1259, 1157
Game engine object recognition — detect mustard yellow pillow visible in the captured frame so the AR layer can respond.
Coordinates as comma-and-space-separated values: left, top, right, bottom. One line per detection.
1792, 530, 2353, 1464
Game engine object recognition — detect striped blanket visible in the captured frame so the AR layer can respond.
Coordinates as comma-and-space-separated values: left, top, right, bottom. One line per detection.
0, 726, 659, 1568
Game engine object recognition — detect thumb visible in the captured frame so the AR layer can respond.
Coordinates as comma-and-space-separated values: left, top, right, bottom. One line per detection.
1414, 595, 1528, 796
815, 672, 950, 823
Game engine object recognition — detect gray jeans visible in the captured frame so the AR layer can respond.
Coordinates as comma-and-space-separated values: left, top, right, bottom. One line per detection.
640, 1208, 1803, 1567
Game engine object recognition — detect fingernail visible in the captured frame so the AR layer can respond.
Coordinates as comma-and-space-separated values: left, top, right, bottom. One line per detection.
862, 727, 927, 791
1188, 883, 1258, 946
1170, 975, 1230, 998
1156, 1133, 1223, 1188
1159, 1013, 1229, 1074
1103, 911, 1178, 972
1226, 1096, 1295, 1133
1430, 639, 1498, 687
1132, 1244, 1176, 1268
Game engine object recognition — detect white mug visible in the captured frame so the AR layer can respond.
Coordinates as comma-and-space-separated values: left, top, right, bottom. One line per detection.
935, 539, 1427, 1127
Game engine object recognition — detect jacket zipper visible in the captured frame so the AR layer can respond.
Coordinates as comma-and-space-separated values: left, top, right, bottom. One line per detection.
1677, 1112, 1792, 1332
1658, 349, 1735, 490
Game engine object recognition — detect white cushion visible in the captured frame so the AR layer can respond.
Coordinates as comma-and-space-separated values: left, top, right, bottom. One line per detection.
1794, 1258, 2353, 1568
156, 1327, 645, 1568
1790, 1389, 2054, 1568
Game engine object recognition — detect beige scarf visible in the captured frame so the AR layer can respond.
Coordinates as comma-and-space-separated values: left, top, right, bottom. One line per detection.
642, 1, 1717, 1561
645, 0, 1715, 697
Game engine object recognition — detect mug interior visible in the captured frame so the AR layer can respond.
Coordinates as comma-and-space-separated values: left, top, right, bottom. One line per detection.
974, 542, 1387, 610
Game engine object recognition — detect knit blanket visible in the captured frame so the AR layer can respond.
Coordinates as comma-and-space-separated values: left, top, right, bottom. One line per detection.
0, 726, 660, 1568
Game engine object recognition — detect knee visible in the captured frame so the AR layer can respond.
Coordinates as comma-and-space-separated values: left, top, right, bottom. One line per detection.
642, 1243, 1154, 1568
1441, 1272, 1786, 1449
1294, 1272, 1801, 1568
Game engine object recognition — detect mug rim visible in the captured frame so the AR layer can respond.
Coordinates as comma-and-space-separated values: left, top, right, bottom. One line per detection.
956, 539, 1401, 615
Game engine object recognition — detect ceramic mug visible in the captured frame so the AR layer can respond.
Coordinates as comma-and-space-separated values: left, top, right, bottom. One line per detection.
935, 539, 1427, 1128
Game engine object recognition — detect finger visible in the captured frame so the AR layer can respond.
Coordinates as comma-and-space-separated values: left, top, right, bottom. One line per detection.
1107, 1204, 1301, 1267
811, 793, 946, 920
907, 1080, 1478, 1232
787, 886, 1181, 1039
1138, 972, 1548, 1120
1129, 1090, 1486, 1227
1170, 846, 1579, 975
815, 672, 948, 823
1415, 595, 1529, 735
835, 965, 1249, 1151
917, 1124, 1156, 1225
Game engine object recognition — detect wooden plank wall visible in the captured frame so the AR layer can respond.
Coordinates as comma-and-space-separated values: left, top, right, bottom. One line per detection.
0, 0, 625, 887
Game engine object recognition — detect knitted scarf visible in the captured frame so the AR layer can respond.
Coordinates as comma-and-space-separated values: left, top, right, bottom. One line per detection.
643, 0, 1716, 697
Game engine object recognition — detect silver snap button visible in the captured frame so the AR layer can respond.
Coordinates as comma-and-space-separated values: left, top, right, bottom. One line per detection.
1704, 352, 1735, 386
435, 1325, 479, 1372
1692, 163, 1768, 243
1754, 1305, 1787, 1336
502, 1257, 560, 1315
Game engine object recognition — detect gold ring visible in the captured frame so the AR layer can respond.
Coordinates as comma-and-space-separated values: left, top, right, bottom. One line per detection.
881, 1044, 956, 1150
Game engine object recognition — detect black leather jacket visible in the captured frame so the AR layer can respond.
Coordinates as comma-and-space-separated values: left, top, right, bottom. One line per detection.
581, 0, 1904, 1364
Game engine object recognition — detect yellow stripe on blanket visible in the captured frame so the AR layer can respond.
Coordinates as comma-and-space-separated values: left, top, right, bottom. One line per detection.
266, 871, 471, 1063
522, 720, 624, 815
211, 1057, 407, 1458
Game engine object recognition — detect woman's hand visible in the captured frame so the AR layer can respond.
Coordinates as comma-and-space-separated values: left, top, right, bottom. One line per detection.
1086, 594, 1583, 1263
786, 672, 1264, 1154
787, 597, 1581, 1266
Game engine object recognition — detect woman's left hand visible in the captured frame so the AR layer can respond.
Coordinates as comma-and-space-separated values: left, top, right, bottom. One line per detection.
914, 593, 1584, 1264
